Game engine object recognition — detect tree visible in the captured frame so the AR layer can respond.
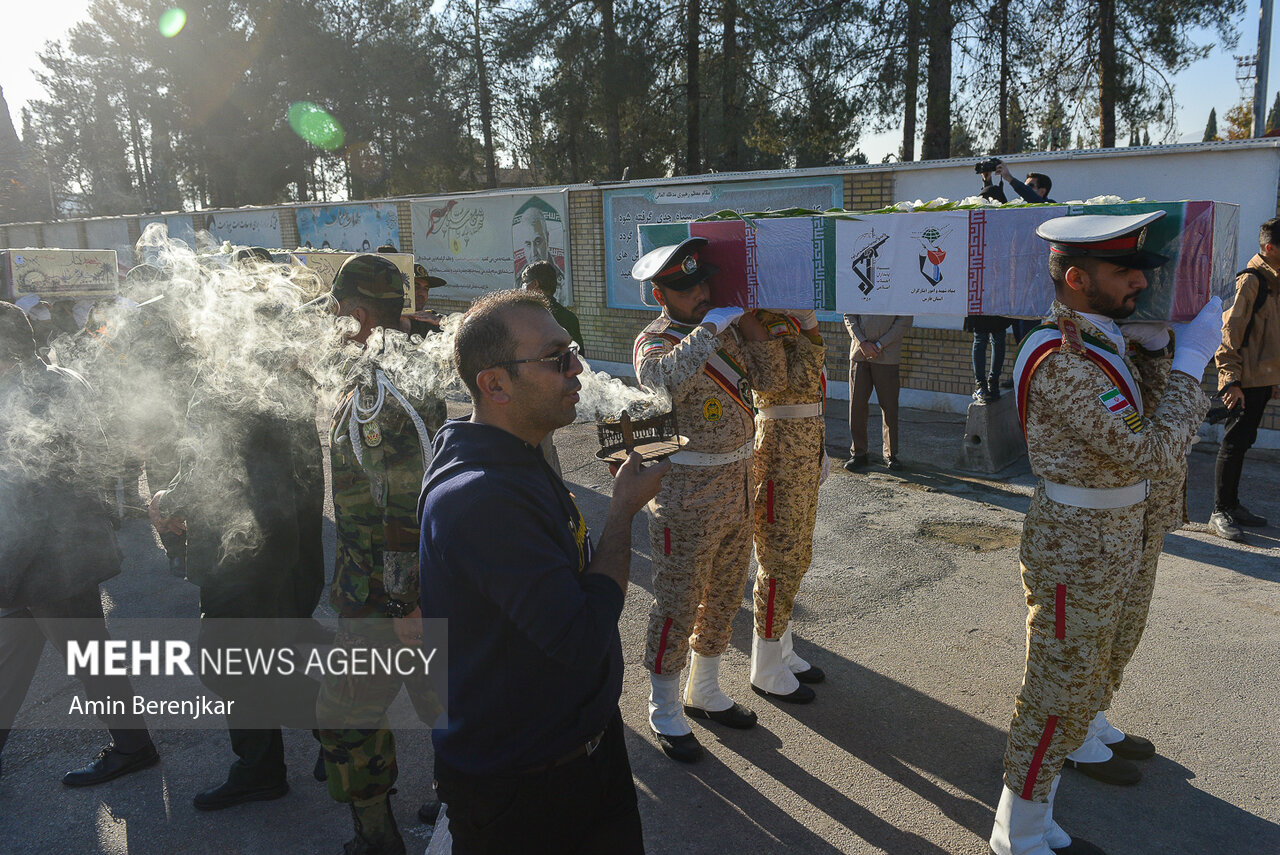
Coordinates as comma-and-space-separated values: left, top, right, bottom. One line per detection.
1267, 91, 1280, 134
1006, 93, 1033, 153
1204, 107, 1219, 142
922, 0, 953, 159
1224, 102, 1253, 139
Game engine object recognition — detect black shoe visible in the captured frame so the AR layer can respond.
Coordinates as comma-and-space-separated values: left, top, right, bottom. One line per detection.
1232, 504, 1268, 527
793, 664, 825, 684
1209, 510, 1245, 542
62, 742, 159, 787
973, 382, 993, 403
1104, 732, 1155, 761
193, 778, 289, 811
842, 454, 869, 472
418, 798, 442, 825
1052, 837, 1108, 854
751, 682, 816, 704
652, 730, 703, 763
313, 747, 327, 782
986, 377, 1002, 401
885, 457, 904, 472
1064, 754, 1141, 786
684, 702, 757, 729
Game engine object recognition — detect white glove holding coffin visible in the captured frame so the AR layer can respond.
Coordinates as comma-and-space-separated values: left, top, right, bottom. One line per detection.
702, 307, 744, 334
1171, 297, 1224, 379
1119, 321, 1170, 352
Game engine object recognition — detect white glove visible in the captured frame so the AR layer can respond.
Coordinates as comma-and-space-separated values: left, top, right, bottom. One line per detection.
701, 307, 744, 334
792, 309, 819, 330
818, 452, 831, 486
1118, 321, 1170, 352
1170, 296, 1224, 379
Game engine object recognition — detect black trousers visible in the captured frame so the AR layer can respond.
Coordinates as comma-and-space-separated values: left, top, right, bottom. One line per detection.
198, 580, 319, 786
435, 708, 644, 855
1213, 385, 1272, 511
0, 587, 152, 758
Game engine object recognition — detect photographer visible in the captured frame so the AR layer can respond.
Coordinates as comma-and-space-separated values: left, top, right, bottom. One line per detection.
997, 162, 1055, 204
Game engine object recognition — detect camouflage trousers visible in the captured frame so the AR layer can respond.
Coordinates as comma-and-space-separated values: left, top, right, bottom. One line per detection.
751, 416, 824, 639
1003, 486, 1147, 802
318, 618, 441, 803
645, 459, 753, 674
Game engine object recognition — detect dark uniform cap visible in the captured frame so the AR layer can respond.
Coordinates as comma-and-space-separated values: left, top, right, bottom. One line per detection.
413, 263, 446, 290
332, 253, 407, 300
631, 238, 717, 291
1036, 211, 1169, 270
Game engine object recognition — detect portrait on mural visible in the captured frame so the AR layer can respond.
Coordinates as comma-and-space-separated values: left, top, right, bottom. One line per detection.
511, 196, 566, 293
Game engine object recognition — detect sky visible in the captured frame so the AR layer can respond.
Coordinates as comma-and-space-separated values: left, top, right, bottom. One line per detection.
3, 2, 1279, 163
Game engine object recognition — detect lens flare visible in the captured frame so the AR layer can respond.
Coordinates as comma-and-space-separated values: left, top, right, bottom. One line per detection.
288, 102, 345, 151
158, 8, 187, 37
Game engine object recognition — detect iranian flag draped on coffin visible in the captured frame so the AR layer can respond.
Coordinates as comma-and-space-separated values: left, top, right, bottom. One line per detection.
635, 199, 1239, 322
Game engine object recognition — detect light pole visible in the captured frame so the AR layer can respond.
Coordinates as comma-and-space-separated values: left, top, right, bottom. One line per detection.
1256, 0, 1274, 135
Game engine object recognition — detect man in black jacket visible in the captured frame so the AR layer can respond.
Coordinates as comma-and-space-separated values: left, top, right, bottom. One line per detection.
0, 301, 159, 786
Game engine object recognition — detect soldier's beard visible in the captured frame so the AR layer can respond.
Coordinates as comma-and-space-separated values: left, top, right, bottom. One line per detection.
1083, 280, 1138, 320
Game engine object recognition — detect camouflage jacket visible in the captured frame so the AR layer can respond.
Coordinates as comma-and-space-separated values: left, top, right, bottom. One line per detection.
633, 312, 784, 454
1014, 301, 1207, 492
750, 310, 826, 410
329, 372, 446, 618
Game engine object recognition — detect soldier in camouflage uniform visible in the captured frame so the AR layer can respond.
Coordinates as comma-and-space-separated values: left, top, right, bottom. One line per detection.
990, 213, 1222, 855
630, 239, 784, 763
317, 255, 446, 855
748, 308, 829, 704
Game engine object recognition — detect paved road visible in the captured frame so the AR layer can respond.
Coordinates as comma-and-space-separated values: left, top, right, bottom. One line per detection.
3, 402, 1277, 854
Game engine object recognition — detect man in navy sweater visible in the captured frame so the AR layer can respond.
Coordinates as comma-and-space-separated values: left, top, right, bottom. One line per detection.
418, 289, 667, 854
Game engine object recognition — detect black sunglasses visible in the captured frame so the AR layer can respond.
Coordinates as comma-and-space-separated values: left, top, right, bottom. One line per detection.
493, 343, 580, 374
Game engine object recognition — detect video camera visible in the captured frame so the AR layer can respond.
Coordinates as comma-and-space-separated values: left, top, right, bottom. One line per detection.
974, 157, 1002, 174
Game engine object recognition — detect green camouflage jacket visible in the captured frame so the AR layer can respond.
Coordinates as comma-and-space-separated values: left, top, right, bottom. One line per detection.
329, 373, 445, 618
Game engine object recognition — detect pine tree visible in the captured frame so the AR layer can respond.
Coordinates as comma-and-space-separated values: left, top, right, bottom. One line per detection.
1142, 129, 1151, 146
1204, 108, 1219, 142
1267, 92, 1280, 133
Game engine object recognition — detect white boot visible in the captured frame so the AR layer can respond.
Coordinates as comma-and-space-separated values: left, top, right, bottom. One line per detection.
1044, 775, 1072, 849
751, 633, 801, 695
1065, 710, 1114, 765
682, 652, 734, 712
780, 624, 811, 674
990, 785, 1055, 855
649, 671, 692, 736
1092, 710, 1126, 745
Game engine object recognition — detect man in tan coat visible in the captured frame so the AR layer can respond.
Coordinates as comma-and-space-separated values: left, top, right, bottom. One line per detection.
631, 239, 784, 763
842, 314, 913, 470
1208, 217, 1280, 541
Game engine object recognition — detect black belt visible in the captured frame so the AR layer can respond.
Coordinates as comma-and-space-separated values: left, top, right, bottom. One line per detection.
515, 729, 606, 775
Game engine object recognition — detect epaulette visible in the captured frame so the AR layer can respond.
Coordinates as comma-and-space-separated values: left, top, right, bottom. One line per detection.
1057, 316, 1085, 354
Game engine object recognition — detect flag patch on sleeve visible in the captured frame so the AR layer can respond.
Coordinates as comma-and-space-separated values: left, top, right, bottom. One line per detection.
1099, 387, 1144, 433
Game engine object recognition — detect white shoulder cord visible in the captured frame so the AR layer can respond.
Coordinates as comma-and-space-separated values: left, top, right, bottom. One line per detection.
345, 369, 434, 474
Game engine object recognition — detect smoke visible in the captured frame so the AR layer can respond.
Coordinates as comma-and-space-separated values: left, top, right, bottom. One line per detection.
575, 359, 669, 421
1, 224, 666, 580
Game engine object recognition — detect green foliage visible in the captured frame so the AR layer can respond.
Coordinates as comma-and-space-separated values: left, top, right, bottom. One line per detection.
1204, 107, 1219, 142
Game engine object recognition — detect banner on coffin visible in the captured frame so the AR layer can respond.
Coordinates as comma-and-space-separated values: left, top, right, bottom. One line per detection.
409, 192, 570, 304
607, 176, 843, 309
296, 203, 401, 253
638, 200, 1239, 321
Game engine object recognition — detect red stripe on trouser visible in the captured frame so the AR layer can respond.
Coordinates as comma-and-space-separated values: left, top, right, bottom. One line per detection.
765, 579, 776, 637
1055, 584, 1066, 640
663, 527, 671, 555
654, 618, 673, 674
766, 480, 775, 524
1022, 715, 1059, 800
